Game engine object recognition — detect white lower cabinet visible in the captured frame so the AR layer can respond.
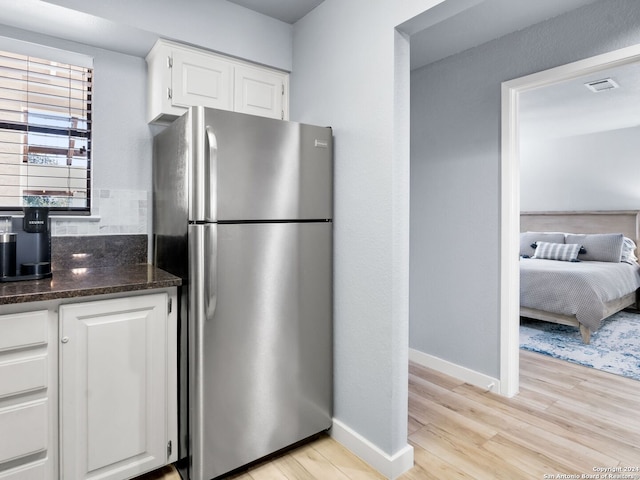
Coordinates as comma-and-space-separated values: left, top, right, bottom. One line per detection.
59, 292, 175, 480
0, 288, 177, 480
0, 309, 55, 480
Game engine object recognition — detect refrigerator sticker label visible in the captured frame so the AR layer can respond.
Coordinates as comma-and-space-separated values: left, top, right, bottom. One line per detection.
314, 139, 328, 148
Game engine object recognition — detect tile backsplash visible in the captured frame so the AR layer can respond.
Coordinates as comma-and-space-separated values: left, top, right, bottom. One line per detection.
50, 189, 149, 236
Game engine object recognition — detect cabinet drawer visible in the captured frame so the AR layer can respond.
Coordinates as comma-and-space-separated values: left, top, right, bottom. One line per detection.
0, 401, 47, 464
0, 356, 47, 399
0, 311, 47, 352
0, 461, 46, 479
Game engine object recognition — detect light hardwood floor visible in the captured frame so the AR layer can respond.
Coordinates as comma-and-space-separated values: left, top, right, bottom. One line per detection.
225, 351, 640, 479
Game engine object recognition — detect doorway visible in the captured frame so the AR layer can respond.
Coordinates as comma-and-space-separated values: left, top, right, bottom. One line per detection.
499, 43, 640, 395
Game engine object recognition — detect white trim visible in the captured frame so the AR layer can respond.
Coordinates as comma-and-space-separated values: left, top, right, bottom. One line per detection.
330, 419, 414, 480
409, 348, 500, 393
499, 43, 640, 397
499, 77, 521, 398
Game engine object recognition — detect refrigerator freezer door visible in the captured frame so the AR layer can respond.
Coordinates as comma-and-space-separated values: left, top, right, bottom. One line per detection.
188, 222, 333, 480
191, 107, 333, 222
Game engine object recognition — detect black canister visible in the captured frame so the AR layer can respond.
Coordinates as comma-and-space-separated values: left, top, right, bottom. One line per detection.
0, 233, 16, 278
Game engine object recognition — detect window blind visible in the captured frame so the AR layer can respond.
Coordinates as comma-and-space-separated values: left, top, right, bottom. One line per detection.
0, 49, 92, 213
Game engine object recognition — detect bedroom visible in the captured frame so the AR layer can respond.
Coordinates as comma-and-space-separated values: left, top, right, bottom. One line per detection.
517, 57, 640, 375
410, 0, 640, 397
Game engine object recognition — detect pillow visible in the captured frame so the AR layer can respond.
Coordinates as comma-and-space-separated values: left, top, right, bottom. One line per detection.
622, 237, 638, 263
565, 233, 624, 263
532, 241, 581, 262
531, 241, 586, 254
520, 232, 565, 257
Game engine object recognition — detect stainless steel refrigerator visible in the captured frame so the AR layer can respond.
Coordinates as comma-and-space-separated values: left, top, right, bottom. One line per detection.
152, 106, 333, 480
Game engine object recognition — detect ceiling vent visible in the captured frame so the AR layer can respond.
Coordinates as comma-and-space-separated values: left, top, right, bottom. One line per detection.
584, 78, 619, 93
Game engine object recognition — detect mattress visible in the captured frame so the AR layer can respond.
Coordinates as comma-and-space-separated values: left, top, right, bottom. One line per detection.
520, 258, 640, 331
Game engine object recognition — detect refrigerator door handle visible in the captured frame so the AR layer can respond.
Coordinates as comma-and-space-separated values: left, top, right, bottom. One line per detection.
188, 223, 217, 480
190, 223, 218, 326
203, 222, 218, 321
204, 125, 217, 222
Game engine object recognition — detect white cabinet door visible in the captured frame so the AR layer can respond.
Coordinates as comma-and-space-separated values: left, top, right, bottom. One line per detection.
234, 64, 287, 120
59, 294, 168, 480
172, 48, 233, 111
146, 39, 290, 123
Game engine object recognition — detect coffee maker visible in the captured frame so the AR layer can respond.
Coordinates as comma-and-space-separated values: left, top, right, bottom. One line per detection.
0, 207, 52, 282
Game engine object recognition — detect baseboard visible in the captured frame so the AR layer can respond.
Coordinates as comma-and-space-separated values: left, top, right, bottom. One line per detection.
409, 348, 501, 393
330, 419, 414, 480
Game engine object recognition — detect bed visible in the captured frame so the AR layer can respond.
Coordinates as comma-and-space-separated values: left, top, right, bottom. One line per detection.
520, 211, 640, 344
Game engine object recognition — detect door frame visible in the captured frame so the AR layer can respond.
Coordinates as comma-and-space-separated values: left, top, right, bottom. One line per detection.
499, 43, 640, 397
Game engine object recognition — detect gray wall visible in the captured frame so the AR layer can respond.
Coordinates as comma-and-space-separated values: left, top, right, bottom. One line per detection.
410, 0, 640, 377
521, 125, 640, 211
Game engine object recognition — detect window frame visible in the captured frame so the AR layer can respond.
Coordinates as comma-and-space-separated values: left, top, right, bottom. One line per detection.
0, 47, 93, 215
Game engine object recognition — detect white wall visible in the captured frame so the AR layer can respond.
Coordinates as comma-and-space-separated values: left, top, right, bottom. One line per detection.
0, 26, 152, 235
17, 1, 640, 477
520, 126, 640, 211
0, 1, 293, 237
0, 2, 465, 478
40, 0, 293, 71
410, 0, 640, 378
290, 0, 450, 474
2, 1, 442, 476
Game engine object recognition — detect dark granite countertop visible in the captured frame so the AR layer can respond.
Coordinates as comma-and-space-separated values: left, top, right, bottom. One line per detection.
0, 264, 182, 305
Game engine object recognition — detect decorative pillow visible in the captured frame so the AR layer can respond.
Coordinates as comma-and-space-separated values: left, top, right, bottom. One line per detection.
520, 232, 565, 257
565, 233, 624, 263
532, 242, 581, 262
530, 241, 586, 254
621, 237, 638, 263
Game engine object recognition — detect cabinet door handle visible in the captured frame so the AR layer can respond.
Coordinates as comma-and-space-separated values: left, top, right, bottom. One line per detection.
61, 336, 69, 344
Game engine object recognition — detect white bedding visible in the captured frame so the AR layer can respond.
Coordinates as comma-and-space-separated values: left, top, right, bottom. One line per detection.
520, 258, 640, 331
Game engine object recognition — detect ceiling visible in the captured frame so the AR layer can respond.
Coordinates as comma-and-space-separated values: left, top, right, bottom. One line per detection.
0, 0, 602, 69
226, 0, 325, 24
0, 0, 629, 138
206, 0, 604, 69
519, 61, 640, 140
409, 0, 601, 69
224, 0, 640, 141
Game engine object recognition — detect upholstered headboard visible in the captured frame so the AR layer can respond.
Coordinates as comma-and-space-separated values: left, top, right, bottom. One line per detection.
520, 210, 640, 256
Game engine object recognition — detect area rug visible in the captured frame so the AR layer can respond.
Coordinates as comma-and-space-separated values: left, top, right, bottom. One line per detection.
520, 310, 640, 381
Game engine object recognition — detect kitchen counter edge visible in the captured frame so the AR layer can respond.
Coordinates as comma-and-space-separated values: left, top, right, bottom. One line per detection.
0, 264, 182, 305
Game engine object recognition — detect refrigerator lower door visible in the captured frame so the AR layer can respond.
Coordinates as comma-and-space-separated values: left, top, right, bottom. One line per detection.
188, 222, 333, 480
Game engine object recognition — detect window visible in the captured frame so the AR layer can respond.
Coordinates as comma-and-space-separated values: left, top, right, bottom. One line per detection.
0, 49, 92, 213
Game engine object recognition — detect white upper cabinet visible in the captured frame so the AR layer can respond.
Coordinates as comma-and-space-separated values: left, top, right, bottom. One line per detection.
172, 49, 233, 111
234, 64, 288, 120
147, 39, 289, 124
